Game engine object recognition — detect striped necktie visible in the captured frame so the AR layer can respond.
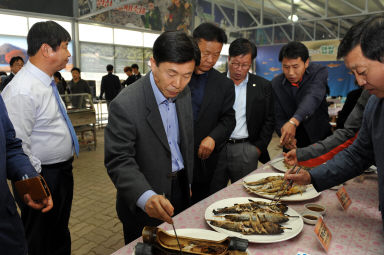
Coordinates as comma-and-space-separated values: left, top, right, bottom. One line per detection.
50, 80, 80, 156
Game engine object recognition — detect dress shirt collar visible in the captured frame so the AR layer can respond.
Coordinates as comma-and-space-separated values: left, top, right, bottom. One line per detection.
24, 61, 52, 87
149, 72, 175, 105
227, 71, 249, 88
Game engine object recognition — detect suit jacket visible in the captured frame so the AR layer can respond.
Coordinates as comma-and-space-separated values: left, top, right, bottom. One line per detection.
0, 96, 37, 255
100, 73, 121, 101
272, 63, 331, 145
244, 73, 274, 163
105, 73, 193, 215
0, 73, 14, 91
192, 68, 236, 181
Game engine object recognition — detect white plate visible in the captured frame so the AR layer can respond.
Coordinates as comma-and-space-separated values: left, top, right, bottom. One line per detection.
205, 197, 303, 243
165, 228, 228, 241
269, 157, 291, 173
243, 173, 320, 202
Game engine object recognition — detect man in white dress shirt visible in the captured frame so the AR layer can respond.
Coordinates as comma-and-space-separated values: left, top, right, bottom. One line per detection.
2, 21, 75, 255
210, 38, 274, 193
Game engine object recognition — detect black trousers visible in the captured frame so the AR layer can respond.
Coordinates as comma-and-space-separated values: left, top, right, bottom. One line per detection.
118, 170, 190, 244
13, 158, 74, 255
191, 152, 219, 205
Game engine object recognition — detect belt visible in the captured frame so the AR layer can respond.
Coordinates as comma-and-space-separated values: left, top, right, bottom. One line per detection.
227, 138, 249, 144
41, 157, 74, 168
167, 169, 185, 180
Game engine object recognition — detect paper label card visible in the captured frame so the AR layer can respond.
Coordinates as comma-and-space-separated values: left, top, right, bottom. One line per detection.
314, 217, 332, 252
336, 186, 351, 210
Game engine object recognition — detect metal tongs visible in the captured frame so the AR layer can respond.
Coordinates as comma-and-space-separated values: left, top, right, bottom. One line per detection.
163, 193, 183, 255
171, 221, 183, 255
271, 165, 302, 205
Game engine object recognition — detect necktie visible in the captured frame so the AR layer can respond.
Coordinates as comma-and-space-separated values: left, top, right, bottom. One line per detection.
51, 80, 80, 156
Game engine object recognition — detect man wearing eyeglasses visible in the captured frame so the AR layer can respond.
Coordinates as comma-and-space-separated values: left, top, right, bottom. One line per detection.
210, 38, 274, 193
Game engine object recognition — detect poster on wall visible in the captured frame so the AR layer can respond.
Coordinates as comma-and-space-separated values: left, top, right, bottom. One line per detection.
78, 0, 193, 34
114, 46, 145, 74
0, 35, 73, 73
80, 42, 114, 73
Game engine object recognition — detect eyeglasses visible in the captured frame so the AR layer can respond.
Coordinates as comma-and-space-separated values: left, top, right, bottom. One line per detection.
231, 62, 251, 69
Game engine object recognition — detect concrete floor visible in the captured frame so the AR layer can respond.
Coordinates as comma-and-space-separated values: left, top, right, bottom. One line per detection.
68, 128, 283, 254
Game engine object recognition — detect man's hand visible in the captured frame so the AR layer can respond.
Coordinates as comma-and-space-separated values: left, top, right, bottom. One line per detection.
284, 167, 311, 185
145, 195, 174, 224
198, 136, 215, 159
280, 122, 296, 147
284, 138, 297, 150
284, 149, 298, 166
24, 194, 53, 213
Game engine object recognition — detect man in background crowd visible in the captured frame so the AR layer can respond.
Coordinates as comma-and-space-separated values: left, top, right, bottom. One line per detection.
0, 56, 24, 91
210, 38, 274, 193
189, 22, 235, 204
99, 64, 121, 107
68, 67, 90, 94
68, 67, 91, 108
2, 20, 79, 255
272, 41, 332, 151
131, 63, 142, 81
105, 31, 199, 243
121, 66, 135, 87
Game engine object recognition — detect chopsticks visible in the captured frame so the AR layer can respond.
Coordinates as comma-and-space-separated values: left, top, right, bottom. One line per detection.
270, 165, 302, 205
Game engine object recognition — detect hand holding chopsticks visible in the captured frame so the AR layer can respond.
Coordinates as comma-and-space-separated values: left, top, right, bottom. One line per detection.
284, 165, 312, 186
271, 165, 302, 204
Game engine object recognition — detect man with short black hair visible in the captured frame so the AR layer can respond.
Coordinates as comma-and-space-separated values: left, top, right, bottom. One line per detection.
189, 22, 235, 203
272, 41, 332, 151
210, 38, 274, 193
0, 56, 24, 90
2, 20, 78, 255
68, 67, 90, 94
99, 64, 121, 107
285, 14, 384, 229
131, 63, 142, 81
105, 31, 200, 243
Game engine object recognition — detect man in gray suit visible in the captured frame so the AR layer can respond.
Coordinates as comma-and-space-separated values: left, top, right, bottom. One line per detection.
105, 31, 200, 243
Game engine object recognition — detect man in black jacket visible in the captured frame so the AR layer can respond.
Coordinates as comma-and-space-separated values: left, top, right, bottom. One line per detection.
272, 42, 331, 150
210, 38, 274, 193
99, 64, 121, 107
0, 56, 24, 91
189, 23, 236, 203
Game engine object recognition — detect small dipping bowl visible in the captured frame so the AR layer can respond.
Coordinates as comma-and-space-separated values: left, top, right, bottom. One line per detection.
301, 211, 321, 225
304, 203, 326, 216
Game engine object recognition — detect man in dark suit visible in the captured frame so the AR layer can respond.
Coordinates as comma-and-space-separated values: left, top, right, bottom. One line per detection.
105, 31, 200, 244
189, 23, 236, 204
99, 64, 121, 107
210, 38, 274, 193
0, 56, 24, 91
131, 63, 142, 81
0, 96, 52, 255
272, 41, 332, 150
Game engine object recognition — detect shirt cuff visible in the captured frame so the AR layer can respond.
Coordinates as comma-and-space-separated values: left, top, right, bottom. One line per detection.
136, 190, 157, 212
